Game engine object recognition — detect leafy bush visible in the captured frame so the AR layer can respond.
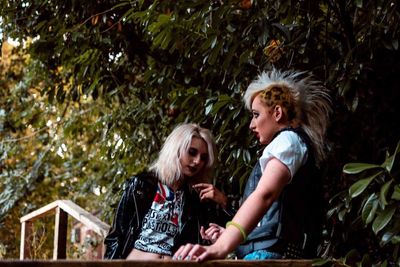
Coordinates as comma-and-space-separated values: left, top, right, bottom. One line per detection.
325, 141, 400, 266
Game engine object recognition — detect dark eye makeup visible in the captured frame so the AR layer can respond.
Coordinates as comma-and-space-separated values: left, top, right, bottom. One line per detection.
188, 148, 208, 162
188, 148, 197, 156
251, 111, 259, 118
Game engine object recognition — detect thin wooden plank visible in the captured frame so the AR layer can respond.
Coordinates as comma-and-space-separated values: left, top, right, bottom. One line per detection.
53, 207, 68, 259
19, 221, 32, 260
20, 201, 60, 223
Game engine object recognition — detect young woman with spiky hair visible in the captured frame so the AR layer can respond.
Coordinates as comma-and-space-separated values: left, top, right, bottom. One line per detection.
174, 68, 332, 261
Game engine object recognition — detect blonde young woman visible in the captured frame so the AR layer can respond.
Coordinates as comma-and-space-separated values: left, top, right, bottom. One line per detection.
104, 123, 218, 260
174, 68, 331, 261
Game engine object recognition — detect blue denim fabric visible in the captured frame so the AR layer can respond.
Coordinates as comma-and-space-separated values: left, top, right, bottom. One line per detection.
243, 249, 282, 260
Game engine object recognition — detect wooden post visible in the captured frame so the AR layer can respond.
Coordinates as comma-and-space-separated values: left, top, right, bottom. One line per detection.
20, 220, 33, 259
53, 207, 68, 259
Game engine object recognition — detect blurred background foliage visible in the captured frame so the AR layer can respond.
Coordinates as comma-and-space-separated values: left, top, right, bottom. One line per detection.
0, 0, 400, 265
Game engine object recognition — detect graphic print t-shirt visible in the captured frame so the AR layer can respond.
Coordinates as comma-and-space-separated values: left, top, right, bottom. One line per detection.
134, 181, 184, 255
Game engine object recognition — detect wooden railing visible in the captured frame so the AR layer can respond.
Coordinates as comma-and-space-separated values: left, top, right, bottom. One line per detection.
0, 259, 313, 267
19, 200, 110, 260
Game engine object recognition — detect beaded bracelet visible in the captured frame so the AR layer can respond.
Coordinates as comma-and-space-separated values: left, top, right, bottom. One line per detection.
226, 221, 247, 242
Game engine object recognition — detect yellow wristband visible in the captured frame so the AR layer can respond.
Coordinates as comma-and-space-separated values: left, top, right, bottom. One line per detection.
226, 221, 247, 242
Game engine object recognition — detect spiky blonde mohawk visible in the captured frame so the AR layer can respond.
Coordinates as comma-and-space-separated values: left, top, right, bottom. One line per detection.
244, 68, 332, 165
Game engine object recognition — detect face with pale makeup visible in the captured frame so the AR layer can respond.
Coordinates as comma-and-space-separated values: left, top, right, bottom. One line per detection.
179, 136, 209, 178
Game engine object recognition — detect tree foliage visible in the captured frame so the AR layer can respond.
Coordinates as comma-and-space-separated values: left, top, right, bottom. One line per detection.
1, 0, 400, 264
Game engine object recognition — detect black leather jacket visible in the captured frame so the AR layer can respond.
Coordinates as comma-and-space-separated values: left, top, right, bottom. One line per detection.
104, 172, 216, 259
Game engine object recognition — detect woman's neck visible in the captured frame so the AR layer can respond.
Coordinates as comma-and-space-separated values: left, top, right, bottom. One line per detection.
169, 180, 184, 192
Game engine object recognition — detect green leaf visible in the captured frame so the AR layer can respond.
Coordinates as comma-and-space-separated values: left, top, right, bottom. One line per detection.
344, 249, 360, 265
272, 22, 291, 41
391, 185, 400, 200
208, 40, 224, 66
380, 180, 393, 206
381, 231, 396, 246
360, 254, 372, 266
148, 14, 171, 34
242, 149, 251, 163
338, 208, 347, 222
391, 236, 400, 244
348, 171, 383, 198
372, 205, 396, 234
362, 193, 378, 224
222, 41, 239, 70
210, 35, 218, 49
220, 109, 236, 133
204, 97, 217, 116
200, 35, 217, 52
239, 50, 252, 65
381, 140, 400, 172
327, 206, 339, 219
343, 163, 382, 174
210, 95, 232, 115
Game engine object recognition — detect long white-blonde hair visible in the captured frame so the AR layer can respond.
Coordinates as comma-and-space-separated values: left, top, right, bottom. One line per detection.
243, 68, 332, 164
149, 123, 217, 186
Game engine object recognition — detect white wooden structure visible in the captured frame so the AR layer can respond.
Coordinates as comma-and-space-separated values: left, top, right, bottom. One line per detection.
19, 200, 110, 260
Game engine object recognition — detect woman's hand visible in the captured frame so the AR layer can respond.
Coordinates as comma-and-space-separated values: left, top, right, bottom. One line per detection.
200, 223, 225, 243
193, 183, 228, 208
173, 243, 225, 262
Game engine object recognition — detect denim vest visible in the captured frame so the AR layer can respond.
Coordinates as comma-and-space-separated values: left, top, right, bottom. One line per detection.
235, 128, 323, 259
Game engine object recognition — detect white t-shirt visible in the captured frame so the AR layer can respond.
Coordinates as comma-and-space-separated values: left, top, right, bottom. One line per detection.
259, 130, 308, 182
